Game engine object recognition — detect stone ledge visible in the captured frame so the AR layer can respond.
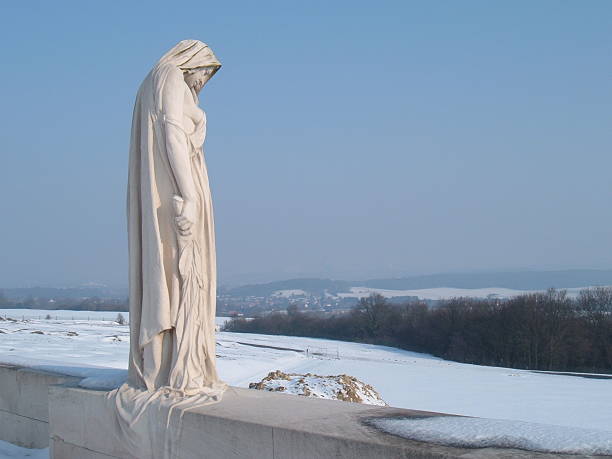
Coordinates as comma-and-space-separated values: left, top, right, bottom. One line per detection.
0, 365, 595, 458
0, 410, 49, 449
0, 364, 81, 448
49, 385, 584, 459
51, 437, 119, 459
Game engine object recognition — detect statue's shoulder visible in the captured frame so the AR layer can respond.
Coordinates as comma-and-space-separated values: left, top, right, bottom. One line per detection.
159, 64, 183, 80
158, 65, 187, 94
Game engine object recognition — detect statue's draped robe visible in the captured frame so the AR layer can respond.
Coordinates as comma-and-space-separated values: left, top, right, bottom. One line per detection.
127, 44, 223, 394
109, 40, 226, 459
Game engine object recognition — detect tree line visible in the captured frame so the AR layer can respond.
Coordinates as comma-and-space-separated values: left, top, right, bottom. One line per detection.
0, 291, 127, 312
224, 288, 612, 373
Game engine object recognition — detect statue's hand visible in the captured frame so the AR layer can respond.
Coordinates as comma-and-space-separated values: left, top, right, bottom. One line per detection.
175, 199, 197, 237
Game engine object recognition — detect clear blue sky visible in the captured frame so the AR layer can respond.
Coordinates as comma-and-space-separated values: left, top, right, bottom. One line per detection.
1, 1, 611, 287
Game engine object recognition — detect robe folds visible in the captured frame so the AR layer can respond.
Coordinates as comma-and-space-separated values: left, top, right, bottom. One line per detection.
108, 40, 226, 459
126, 40, 224, 394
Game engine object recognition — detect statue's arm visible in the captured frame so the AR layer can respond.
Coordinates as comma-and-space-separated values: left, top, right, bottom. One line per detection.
162, 68, 197, 203
161, 69, 197, 234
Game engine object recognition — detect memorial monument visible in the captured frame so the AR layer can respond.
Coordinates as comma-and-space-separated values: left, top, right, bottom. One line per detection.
109, 39, 227, 459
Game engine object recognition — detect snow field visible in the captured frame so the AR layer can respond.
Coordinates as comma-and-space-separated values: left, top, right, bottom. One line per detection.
1, 309, 611, 455
0, 440, 47, 459
370, 417, 612, 455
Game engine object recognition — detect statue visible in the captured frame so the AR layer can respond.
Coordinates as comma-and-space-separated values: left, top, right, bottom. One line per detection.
125, 38, 225, 397
109, 40, 226, 459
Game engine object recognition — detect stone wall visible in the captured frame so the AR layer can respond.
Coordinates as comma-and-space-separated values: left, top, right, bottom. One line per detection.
0, 365, 587, 458
0, 364, 79, 448
48, 385, 570, 459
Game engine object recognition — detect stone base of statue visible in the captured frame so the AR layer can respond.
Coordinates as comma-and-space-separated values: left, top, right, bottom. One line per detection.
50, 384, 445, 459
106, 382, 226, 459
48, 384, 555, 459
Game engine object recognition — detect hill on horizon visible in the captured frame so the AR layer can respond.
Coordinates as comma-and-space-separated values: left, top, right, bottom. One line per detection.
3, 269, 612, 301
223, 269, 612, 297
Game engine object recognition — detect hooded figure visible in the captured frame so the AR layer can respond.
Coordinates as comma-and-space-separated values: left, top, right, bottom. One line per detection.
108, 40, 226, 459
126, 39, 225, 395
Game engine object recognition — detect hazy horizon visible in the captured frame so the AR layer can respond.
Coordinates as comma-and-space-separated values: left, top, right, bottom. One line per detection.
3, 267, 612, 291
1, 2, 611, 288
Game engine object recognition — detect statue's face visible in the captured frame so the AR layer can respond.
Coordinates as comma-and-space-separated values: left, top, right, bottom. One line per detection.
184, 67, 215, 94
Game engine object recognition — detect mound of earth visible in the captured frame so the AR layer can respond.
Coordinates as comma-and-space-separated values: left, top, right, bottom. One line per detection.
249, 370, 387, 406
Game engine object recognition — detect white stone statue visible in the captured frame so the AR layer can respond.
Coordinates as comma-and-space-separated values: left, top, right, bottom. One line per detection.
109, 40, 226, 459
126, 39, 225, 395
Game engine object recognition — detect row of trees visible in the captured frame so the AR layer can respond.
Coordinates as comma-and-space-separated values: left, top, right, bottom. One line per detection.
224, 288, 612, 373
0, 291, 127, 311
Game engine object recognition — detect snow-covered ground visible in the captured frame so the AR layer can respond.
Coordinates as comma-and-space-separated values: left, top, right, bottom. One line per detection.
0, 441, 46, 459
1, 309, 611, 455
0, 309, 128, 321
0, 309, 231, 328
249, 370, 387, 405
371, 417, 612, 455
336, 285, 598, 300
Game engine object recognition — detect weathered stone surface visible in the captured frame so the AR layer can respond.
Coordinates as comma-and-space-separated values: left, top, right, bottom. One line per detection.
0, 364, 19, 414
51, 437, 118, 459
49, 385, 133, 458
0, 364, 80, 448
0, 364, 80, 422
49, 385, 587, 459
0, 410, 48, 449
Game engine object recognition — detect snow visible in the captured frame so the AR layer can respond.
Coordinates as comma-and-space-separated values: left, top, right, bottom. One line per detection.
0, 309, 129, 321
0, 440, 47, 459
0, 309, 231, 329
370, 416, 612, 455
250, 371, 387, 405
1, 309, 611, 455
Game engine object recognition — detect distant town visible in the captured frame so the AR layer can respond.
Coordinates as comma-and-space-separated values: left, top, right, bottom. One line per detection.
0, 284, 424, 317
216, 290, 426, 317
2, 269, 611, 317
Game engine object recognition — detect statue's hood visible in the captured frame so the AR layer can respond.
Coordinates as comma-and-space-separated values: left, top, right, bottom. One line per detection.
156, 39, 221, 78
